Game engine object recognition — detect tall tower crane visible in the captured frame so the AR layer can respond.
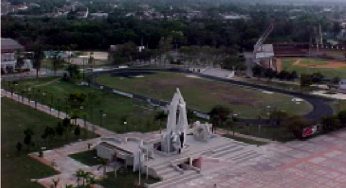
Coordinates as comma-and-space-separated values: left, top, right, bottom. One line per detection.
253, 23, 274, 63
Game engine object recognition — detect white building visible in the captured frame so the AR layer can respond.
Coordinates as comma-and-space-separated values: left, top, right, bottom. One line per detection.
1, 38, 24, 73
254, 44, 275, 70
339, 79, 346, 93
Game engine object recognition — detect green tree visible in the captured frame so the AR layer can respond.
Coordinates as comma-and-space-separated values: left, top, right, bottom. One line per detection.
32, 46, 44, 79
23, 128, 34, 150
16, 142, 22, 153
55, 122, 65, 137
321, 116, 340, 132
269, 110, 289, 127
74, 169, 84, 187
74, 126, 81, 137
88, 52, 95, 69
209, 105, 231, 132
51, 52, 64, 75
283, 115, 311, 139
300, 74, 313, 87
154, 111, 167, 132
15, 51, 25, 69
66, 64, 80, 80
338, 110, 346, 126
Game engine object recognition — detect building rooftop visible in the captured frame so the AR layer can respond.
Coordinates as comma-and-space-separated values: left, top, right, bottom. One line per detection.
255, 44, 274, 59
1, 38, 24, 53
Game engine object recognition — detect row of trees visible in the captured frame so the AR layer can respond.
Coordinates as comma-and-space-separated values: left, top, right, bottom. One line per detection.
300, 72, 325, 87
206, 103, 346, 141
2, 3, 336, 51
321, 110, 346, 133
252, 65, 298, 81
16, 118, 82, 153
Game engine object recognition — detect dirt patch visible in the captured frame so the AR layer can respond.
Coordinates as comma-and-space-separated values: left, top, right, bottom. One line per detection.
314, 61, 346, 68
291, 58, 346, 69
274, 58, 283, 72
292, 59, 301, 66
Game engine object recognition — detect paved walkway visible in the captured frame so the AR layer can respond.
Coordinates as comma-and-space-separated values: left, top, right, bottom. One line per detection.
173, 129, 346, 188
29, 137, 116, 188
1, 89, 115, 137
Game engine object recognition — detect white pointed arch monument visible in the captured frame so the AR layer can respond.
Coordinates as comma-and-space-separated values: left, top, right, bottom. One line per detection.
161, 88, 188, 153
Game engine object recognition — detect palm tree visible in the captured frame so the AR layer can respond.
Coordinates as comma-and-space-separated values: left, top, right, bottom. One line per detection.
86, 174, 96, 187
51, 178, 60, 188
74, 169, 84, 186
98, 159, 109, 177
80, 171, 92, 187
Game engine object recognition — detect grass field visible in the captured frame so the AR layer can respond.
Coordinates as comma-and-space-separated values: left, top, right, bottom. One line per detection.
281, 58, 346, 78
1, 98, 96, 188
3, 78, 160, 133
69, 150, 101, 166
95, 72, 312, 118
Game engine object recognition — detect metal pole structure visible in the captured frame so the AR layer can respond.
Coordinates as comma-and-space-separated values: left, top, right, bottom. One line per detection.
50, 94, 53, 113
34, 89, 37, 109
138, 150, 141, 186
65, 99, 68, 118
99, 110, 103, 127
82, 58, 85, 81
57, 100, 60, 118
146, 148, 149, 180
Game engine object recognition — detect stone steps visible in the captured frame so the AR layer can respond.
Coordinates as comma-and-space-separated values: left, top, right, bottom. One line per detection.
160, 169, 183, 180
211, 146, 244, 158
234, 153, 262, 163
224, 149, 257, 161
211, 144, 240, 154
156, 166, 177, 175
148, 170, 201, 188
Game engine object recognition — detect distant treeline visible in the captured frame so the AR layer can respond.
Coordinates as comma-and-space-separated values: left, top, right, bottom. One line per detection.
2, 2, 343, 51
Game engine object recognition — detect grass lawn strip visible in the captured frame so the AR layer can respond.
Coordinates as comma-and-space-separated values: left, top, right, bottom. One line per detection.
1, 98, 95, 188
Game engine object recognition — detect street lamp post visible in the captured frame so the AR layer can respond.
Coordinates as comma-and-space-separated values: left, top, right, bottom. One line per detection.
57, 99, 60, 118
50, 94, 54, 112
124, 121, 127, 132
138, 150, 141, 186
32, 88, 37, 109
99, 110, 106, 127
65, 99, 68, 118
27, 87, 31, 104
82, 58, 85, 81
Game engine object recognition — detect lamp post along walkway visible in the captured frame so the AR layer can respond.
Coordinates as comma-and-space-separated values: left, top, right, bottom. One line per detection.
1, 89, 115, 137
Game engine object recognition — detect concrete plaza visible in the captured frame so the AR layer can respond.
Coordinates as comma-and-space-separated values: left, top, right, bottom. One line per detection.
173, 130, 346, 188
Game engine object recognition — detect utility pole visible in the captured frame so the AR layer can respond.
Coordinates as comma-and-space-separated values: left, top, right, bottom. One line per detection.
138, 149, 141, 186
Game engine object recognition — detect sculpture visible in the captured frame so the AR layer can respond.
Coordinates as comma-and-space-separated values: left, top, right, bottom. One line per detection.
161, 88, 188, 154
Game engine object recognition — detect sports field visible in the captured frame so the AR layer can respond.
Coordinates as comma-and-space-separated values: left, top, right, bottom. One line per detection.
280, 57, 346, 78
95, 72, 313, 118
